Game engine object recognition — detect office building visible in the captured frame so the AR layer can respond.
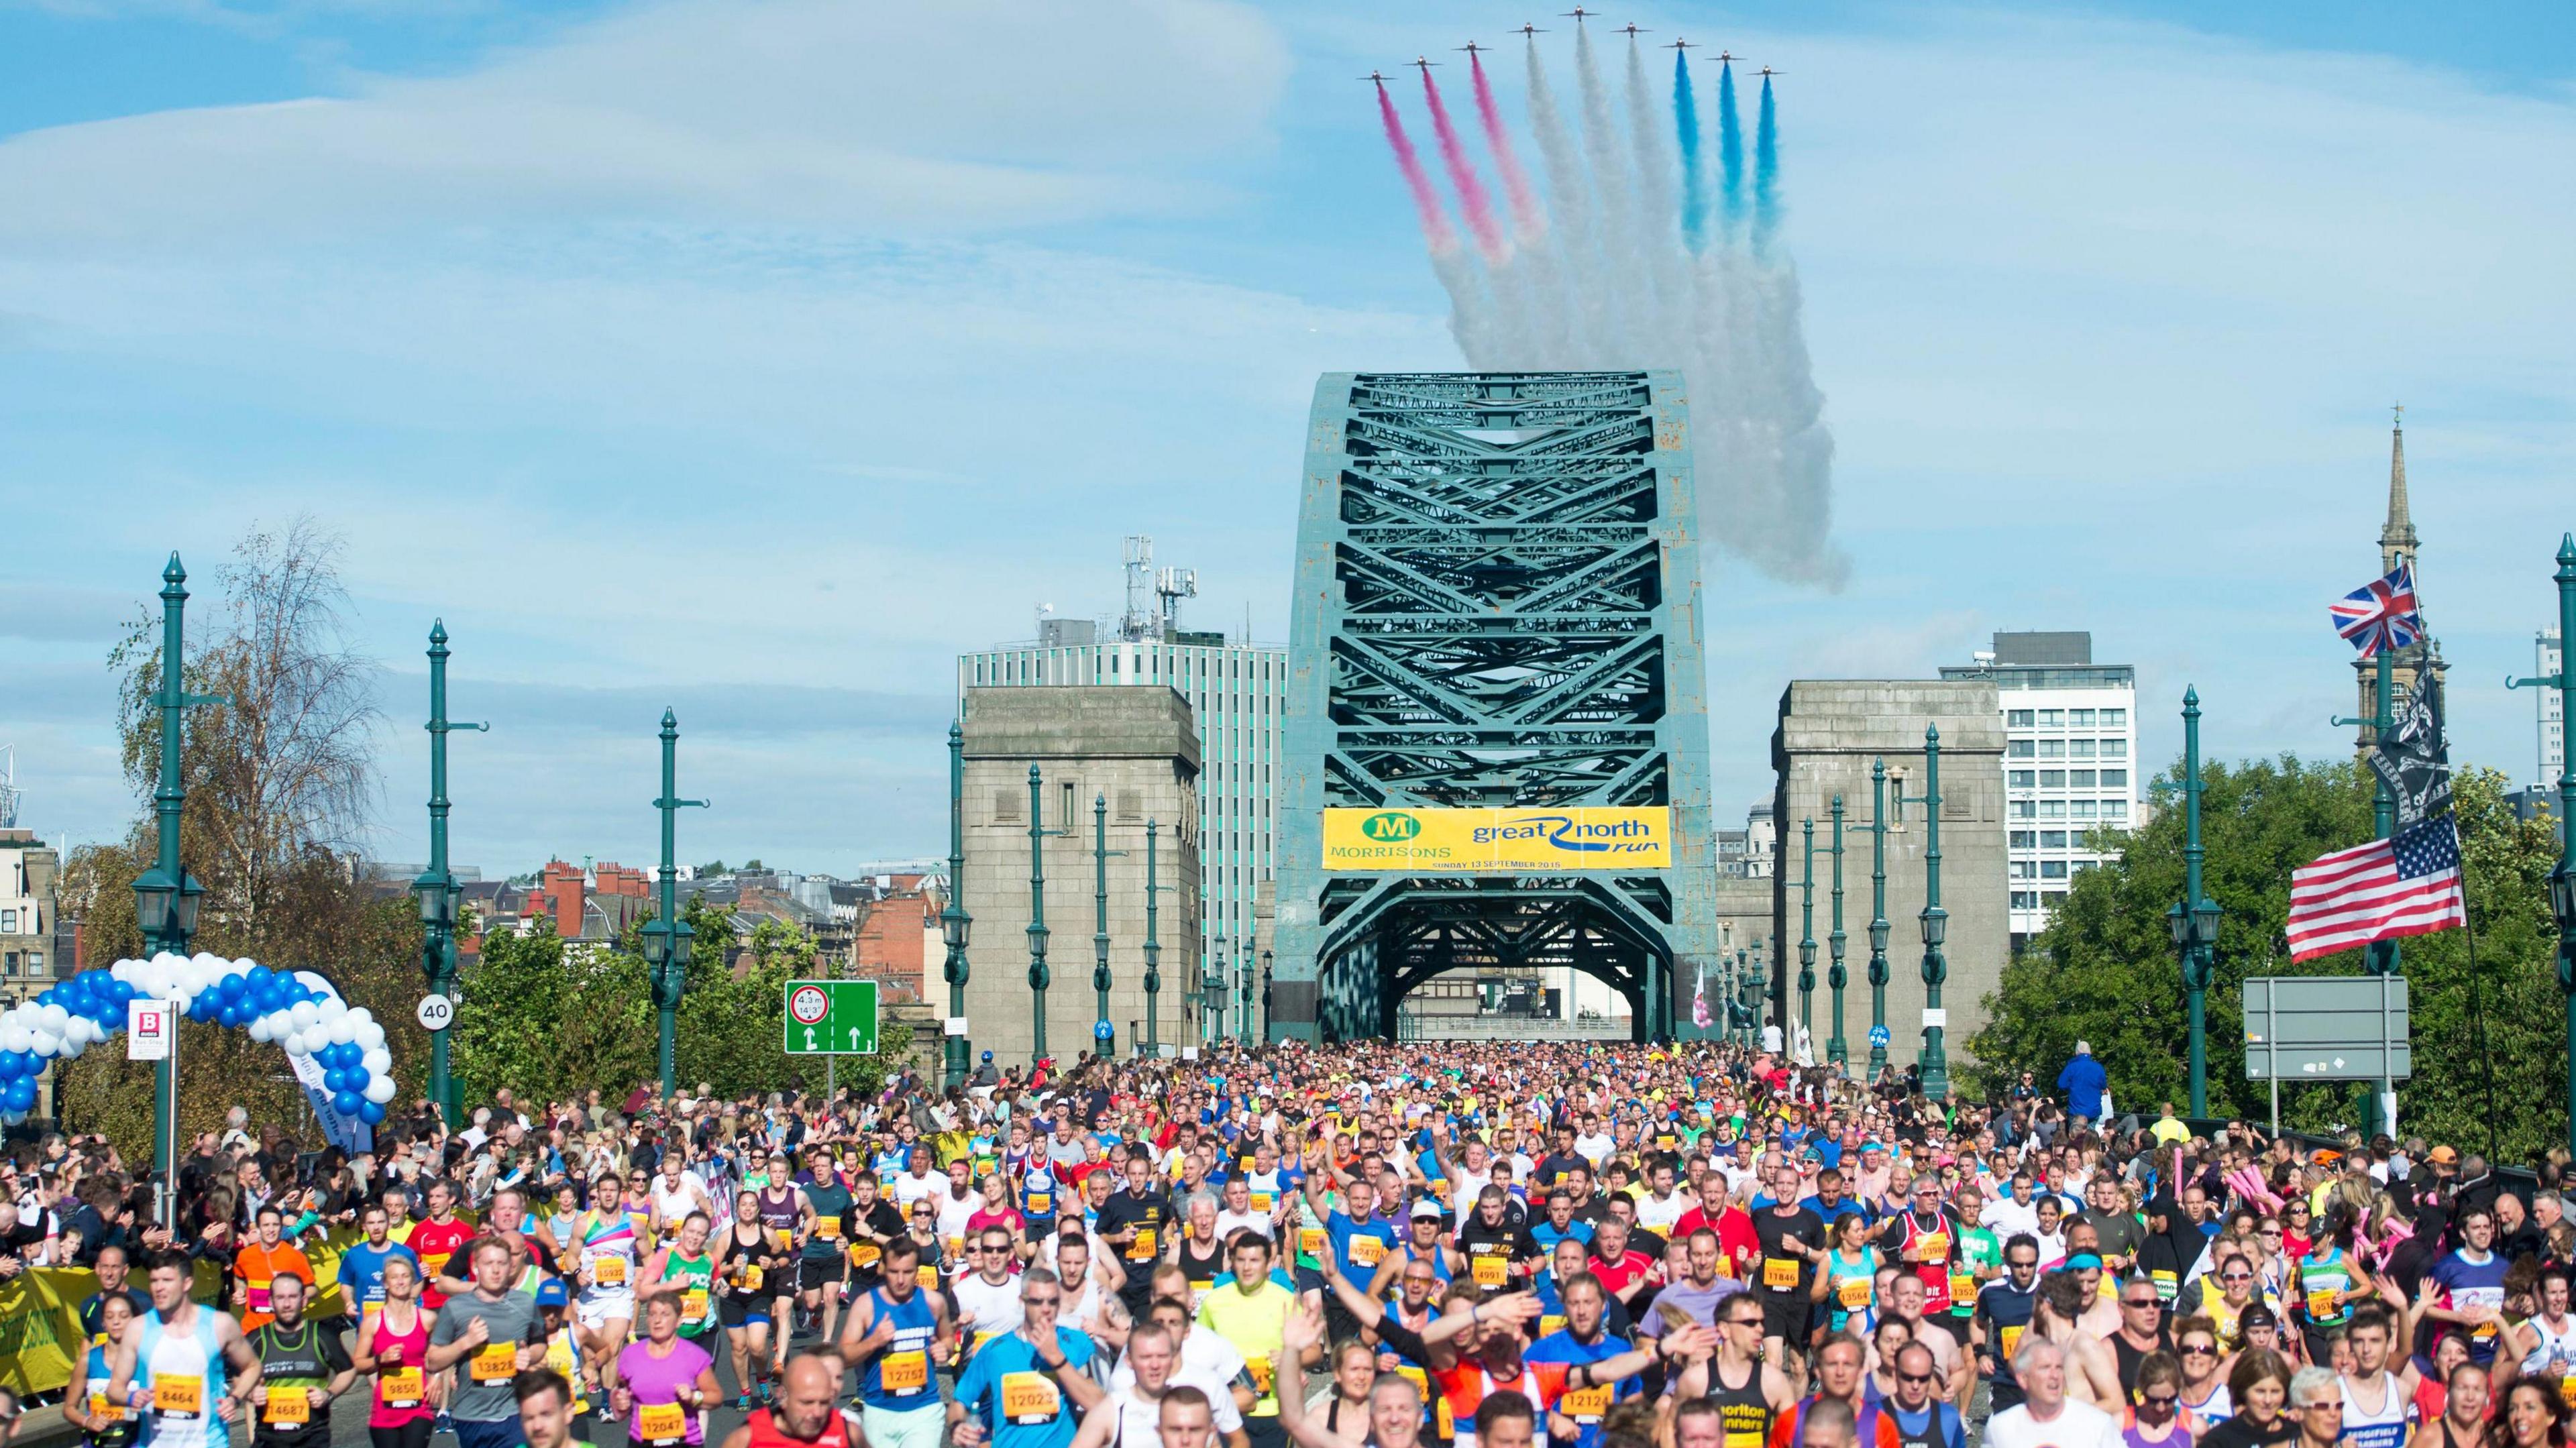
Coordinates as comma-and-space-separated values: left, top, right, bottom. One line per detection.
1939, 631, 2136, 953
957, 537, 1283, 998
1, 827, 58, 1007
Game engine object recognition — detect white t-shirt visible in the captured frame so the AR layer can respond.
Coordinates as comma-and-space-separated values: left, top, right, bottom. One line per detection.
1574, 1133, 1616, 1166
1637, 1190, 1690, 1234
1102, 1380, 1244, 1444
953, 1271, 1024, 1343
1108, 1332, 1248, 1412
1982, 1196, 2041, 1240
1215, 1209, 1272, 1241
893, 1170, 949, 1213
1983, 1398, 2122, 1448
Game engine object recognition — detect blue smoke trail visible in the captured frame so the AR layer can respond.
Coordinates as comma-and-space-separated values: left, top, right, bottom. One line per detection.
1717, 60, 1744, 239
1754, 72, 1780, 255
1674, 50, 1705, 254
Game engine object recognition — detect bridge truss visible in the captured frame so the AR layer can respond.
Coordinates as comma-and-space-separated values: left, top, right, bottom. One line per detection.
1270, 372, 1723, 1042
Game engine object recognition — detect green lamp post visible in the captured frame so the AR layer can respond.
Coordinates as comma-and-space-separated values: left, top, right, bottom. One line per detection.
1025, 765, 1067, 1064
2167, 687, 2222, 1117
1238, 938, 1256, 1046
1916, 725, 1951, 1099
413, 622, 484, 1127
939, 721, 972, 1091
1260, 950, 1274, 1044
1798, 818, 1817, 1046
1827, 794, 1848, 1069
1204, 933, 1228, 1044
2510, 535, 2576, 1156
2332, 628, 2404, 1133
1866, 759, 1891, 1079
1091, 793, 1125, 1059
1141, 820, 1163, 1056
641, 710, 707, 1101
133, 553, 221, 1226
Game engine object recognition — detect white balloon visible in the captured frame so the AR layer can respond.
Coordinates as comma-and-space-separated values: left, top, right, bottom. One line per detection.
282, 1032, 310, 1057
37, 1004, 67, 1033
325, 1015, 356, 1046
364, 1075, 397, 1105
356, 1022, 386, 1050
249, 1017, 273, 1044
0, 1026, 26, 1055
318, 996, 347, 1021
30, 1031, 58, 1057
290, 1001, 318, 1030
362, 1047, 392, 1076
301, 1024, 331, 1055
59, 1036, 85, 1060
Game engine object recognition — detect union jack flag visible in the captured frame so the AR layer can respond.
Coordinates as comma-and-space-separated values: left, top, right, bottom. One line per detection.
2330, 563, 2422, 657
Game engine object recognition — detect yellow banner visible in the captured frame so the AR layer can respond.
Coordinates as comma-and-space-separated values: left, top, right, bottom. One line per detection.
1322, 806, 1672, 871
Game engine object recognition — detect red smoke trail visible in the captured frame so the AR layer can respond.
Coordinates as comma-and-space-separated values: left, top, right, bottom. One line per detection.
1469, 50, 1544, 241
1419, 67, 1507, 262
1376, 81, 1458, 255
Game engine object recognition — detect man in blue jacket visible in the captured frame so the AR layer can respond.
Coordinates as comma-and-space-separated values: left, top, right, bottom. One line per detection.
2055, 1042, 2106, 1125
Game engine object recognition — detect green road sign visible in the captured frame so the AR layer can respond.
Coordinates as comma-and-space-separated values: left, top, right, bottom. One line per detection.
784, 979, 879, 1055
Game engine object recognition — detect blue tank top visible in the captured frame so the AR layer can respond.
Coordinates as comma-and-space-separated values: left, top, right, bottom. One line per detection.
136, 1307, 231, 1448
857, 1286, 939, 1410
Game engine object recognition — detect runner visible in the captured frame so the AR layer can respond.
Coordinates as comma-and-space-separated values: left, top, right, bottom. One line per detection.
103, 1247, 265, 1448
352, 1255, 438, 1448
610, 1296, 722, 1448
245, 1274, 356, 1448
841, 1235, 954, 1448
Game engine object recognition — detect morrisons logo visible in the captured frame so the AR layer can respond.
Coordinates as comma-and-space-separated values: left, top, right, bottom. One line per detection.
1359, 812, 1421, 842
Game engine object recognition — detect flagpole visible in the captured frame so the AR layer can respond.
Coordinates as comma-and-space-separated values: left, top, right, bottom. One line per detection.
2369, 647, 2400, 1134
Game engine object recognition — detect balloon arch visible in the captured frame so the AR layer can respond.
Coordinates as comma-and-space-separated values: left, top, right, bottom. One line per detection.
0, 951, 394, 1137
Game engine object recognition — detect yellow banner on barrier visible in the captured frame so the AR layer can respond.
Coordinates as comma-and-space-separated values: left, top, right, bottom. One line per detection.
1322, 806, 1672, 871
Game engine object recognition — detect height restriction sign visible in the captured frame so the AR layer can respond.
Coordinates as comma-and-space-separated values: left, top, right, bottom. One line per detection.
784, 979, 879, 1056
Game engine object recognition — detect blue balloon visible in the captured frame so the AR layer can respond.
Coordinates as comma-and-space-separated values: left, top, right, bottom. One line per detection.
0, 1054, 19, 1082
326, 1068, 351, 1092
358, 1100, 386, 1125
3, 1080, 34, 1113
248, 964, 272, 987
331, 1091, 362, 1116
346, 1068, 370, 1091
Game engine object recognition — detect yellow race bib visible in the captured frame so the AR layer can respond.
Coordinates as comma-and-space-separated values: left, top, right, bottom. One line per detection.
1762, 1256, 1801, 1289
818, 1218, 843, 1241
594, 1256, 629, 1286
1250, 1192, 1273, 1213
154, 1376, 205, 1417
2000, 1325, 2025, 1359
1028, 1193, 1053, 1215
472, 1343, 519, 1382
743, 1265, 765, 1293
1560, 1386, 1615, 1424
2306, 1288, 2341, 1320
1837, 1278, 1870, 1311
850, 1242, 881, 1268
264, 1392, 312, 1426
1246, 1357, 1277, 1397
1916, 1232, 1949, 1261
1350, 1235, 1386, 1268
1949, 1271, 1976, 1302
1000, 1372, 1062, 1423
1299, 1227, 1327, 1260
1129, 1228, 1157, 1262
1541, 1314, 1566, 1337
681, 1287, 710, 1323
880, 1351, 930, 1393
380, 1369, 425, 1408
90, 1393, 126, 1424
1473, 1255, 1509, 1287
916, 1265, 941, 1290
637, 1402, 688, 1443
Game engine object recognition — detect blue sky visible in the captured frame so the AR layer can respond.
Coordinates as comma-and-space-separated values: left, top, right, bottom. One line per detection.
2, 0, 2570, 877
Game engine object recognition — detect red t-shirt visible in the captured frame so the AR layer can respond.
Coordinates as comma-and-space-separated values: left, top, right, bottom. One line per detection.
1432, 1360, 1577, 1445
407, 1217, 476, 1308
1671, 1204, 1763, 1280
1589, 1248, 1656, 1299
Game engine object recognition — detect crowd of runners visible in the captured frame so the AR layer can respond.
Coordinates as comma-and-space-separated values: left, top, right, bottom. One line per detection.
6, 1038, 2576, 1448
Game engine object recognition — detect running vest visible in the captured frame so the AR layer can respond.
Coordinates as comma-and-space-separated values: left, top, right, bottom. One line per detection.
2339, 1370, 2414, 1448
248, 1319, 333, 1445
81, 1341, 136, 1448
134, 1307, 231, 1448
804, 1180, 853, 1260
857, 1287, 940, 1411
661, 1251, 717, 1337
1711, 1357, 1776, 1448
744, 1406, 853, 1448
2300, 1249, 2359, 1329
722, 1226, 773, 1297
579, 1211, 641, 1296
1177, 1235, 1227, 1299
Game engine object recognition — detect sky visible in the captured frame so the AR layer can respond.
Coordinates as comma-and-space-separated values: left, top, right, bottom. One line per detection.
1, 0, 2571, 879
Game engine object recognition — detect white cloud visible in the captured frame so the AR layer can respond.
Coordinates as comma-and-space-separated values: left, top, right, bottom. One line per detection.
0, 0, 1291, 247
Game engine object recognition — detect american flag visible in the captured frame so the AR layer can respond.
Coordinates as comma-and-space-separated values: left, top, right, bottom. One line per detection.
2286, 815, 2467, 962
2329, 563, 2424, 657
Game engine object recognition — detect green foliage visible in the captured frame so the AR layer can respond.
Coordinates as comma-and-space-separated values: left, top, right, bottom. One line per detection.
1969, 757, 2567, 1161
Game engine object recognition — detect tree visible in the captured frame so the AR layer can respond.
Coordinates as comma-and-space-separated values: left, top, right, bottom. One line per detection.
55, 521, 422, 1154
1968, 757, 2565, 1160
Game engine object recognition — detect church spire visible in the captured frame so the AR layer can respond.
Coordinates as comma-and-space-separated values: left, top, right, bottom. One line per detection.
2381, 402, 2418, 575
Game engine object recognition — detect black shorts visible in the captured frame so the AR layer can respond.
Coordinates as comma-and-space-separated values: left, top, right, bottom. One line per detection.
1759, 1292, 1811, 1345
717, 1292, 770, 1329
800, 1258, 843, 1293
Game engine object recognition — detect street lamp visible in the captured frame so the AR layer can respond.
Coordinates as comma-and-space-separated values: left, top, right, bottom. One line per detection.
940, 720, 973, 1091
1798, 817, 1817, 1046
1025, 765, 1071, 1064
2169, 686, 2221, 1117
1203, 932, 1228, 1044
1866, 759, 1892, 1080
2510, 534, 2576, 1156
1141, 820, 1163, 1056
1238, 937, 1255, 1045
135, 553, 222, 1228
1827, 794, 1848, 1070
1261, 950, 1274, 1040
1091, 792, 1124, 1059
415, 621, 485, 1127
1916, 724, 1951, 1100
643, 709, 707, 1101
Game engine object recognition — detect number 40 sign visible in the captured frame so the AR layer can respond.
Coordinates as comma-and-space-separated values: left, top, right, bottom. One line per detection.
784, 979, 879, 1056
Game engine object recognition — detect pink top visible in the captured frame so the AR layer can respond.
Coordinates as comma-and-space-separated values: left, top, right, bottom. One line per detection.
368, 1306, 433, 1428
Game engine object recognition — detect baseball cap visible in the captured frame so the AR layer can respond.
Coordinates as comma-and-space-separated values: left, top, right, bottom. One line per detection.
1411, 1197, 1446, 1220
2428, 1146, 2460, 1165
535, 1279, 571, 1307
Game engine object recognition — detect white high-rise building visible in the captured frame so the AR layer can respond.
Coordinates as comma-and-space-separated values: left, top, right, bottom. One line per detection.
2541, 632, 2565, 789
1941, 632, 2137, 952
958, 542, 1285, 995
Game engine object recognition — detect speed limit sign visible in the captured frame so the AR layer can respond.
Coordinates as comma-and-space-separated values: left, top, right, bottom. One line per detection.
417, 994, 454, 1032
789, 984, 830, 1026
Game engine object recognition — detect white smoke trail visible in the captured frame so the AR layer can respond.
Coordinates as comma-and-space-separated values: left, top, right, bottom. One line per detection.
1391, 30, 1845, 585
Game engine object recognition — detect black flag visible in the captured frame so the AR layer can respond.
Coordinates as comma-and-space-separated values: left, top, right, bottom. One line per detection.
2370, 670, 2451, 826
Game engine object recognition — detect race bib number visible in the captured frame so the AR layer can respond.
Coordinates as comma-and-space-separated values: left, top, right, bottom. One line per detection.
89, 1393, 126, 1424
1541, 1314, 1566, 1338
2560, 1376, 2576, 1412
154, 1376, 205, 1418
851, 1243, 882, 1268
2306, 1288, 2341, 1320
1560, 1386, 1614, 1424
2000, 1325, 2025, 1360
1837, 1278, 1871, 1311
2151, 1270, 2179, 1302
1250, 1192, 1273, 1213
1350, 1235, 1386, 1268
1949, 1271, 1976, 1302
743, 1265, 765, 1292
917, 1265, 941, 1290
879, 1351, 930, 1394
1246, 1357, 1277, 1396
1915, 1233, 1949, 1262
264, 1392, 312, 1426
594, 1255, 629, 1286
1763, 1256, 1801, 1290
681, 1287, 710, 1323
472, 1343, 519, 1382
1473, 1254, 1509, 1287
1000, 1372, 1062, 1423
421, 1254, 452, 1280
637, 1402, 688, 1444
1028, 1193, 1053, 1215
380, 1369, 425, 1409
1129, 1228, 1157, 1262
817, 1217, 843, 1240
1300, 1228, 1328, 1260
1396, 1366, 1430, 1400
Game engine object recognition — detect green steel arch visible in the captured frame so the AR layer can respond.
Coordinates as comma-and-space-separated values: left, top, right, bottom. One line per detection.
1271, 372, 1723, 1042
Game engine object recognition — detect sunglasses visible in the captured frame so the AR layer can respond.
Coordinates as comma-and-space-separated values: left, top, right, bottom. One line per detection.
2220, 1272, 2253, 1282
2141, 1395, 2180, 1408
1897, 1372, 1935, 1384
2179, 1345, 2217, 1356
